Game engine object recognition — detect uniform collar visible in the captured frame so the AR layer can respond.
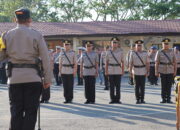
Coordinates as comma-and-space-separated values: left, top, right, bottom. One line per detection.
17, 24, 30, 28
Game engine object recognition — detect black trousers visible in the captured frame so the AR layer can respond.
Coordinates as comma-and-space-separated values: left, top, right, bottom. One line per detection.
177, 68, 180, 75
134, 75, 146, 101
108, 75, 121, 101
77, 65, 83, 85
149, 66, 158, 84
53, 63, 62, 85
9, 82, 42, 130
41, 87, 50, 101
0, 67, 7, 84
103, 68, 109, 88
84, 76, 96, 102
160, 73, 173, 100
61, 74, 74, 101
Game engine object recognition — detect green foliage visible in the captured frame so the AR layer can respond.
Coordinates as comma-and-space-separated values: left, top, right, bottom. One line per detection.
0, 0, 179, 22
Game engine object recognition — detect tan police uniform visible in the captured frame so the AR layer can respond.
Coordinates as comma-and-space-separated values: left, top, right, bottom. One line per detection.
129, 40, 149, 104
59, 47, 76, 103
81, 44, 99, 103
105, 37, 124, 104
0, 8, 52, 130
155, 47, 176, 103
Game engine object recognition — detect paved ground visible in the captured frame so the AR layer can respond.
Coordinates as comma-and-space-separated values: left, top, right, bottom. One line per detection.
0, 77, 177, 130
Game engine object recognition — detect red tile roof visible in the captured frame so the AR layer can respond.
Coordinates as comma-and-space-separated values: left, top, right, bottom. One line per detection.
0, 19, 180, 37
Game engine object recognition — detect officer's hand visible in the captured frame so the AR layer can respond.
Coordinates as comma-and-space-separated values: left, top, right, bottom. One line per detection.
44, 83, 51, 89
95, 72, 98, 77
146, 73, 149, 77
80, 73, 83, 78
173, 73, 176, 77
105, 71, 108, 76
130, 72, 133, 78
155, 73, 159, 77
73, 71, 77, 77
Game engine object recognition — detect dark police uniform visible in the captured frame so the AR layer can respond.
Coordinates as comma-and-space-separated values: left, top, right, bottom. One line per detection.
0, 8, 52, 130
53, 46, 62, 86
155, 38, 176, 103
80, 41, 99, 104
59, 41, 77, 103
77, 47, 84, 85
148, 46, 158, 85
105, 37, 124, 104
129, 40, 149, 104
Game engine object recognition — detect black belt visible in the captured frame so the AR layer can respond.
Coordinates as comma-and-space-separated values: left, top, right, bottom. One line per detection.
177, 63, 180, 65
62, 64, 74, 68
150, 62, 155, 64
134, 65, 146, 68
160, 62, 172, 65
109, 64, 120, 66
84, 66, 95, 69
12, 64, 37, 68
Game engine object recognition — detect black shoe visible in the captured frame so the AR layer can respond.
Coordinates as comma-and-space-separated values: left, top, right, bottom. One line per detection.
40, 100, 44, 103
155, 83, 158, 86
104, 87, 109, 90
167, 100, 173, 104
63, 101, 69, 104
116, 101, 122, 104
160, 100, 166, 103
44, 100, 49, 103
109, 101, 115, 104
141, 100, 146, 104
84, 100, 90, 104
136, 100, 141, 104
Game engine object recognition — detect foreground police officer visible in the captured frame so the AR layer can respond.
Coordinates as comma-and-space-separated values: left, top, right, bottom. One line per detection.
0, 8, 51, 130
100, 46, 110, 90
59, 40, 77, 103
80, 41, 99, 104
53, 46, 62, 86
105, 37, 124, 104
155, 38, 176, 103
129, 40, 149, 104
148, 46, 158, 85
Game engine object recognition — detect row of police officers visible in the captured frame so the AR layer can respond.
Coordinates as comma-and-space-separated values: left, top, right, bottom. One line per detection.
0, 8, 178, 130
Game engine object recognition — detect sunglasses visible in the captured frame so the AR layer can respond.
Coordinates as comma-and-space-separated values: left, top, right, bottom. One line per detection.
137, 44, 142, 47
113, 41, 118, 44
65, 44, 70, 46
87, 45, 92, 47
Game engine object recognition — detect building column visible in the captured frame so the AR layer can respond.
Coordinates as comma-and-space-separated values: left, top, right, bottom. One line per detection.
73, 37, 80, 50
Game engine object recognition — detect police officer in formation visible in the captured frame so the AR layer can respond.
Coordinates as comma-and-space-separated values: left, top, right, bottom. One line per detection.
0, 8, 52, 130
100, 46, 110, 90
174, 46, 180, 75
129, 40, 149, 104
59, 40, 77, 103
80, 41, 99, 104
148, 46, 158, 85
155, 38, 176, 103
105, 37, 124, 104
126, 43, 135, 85
77, 47, 84, 85
53, 46, 62, 86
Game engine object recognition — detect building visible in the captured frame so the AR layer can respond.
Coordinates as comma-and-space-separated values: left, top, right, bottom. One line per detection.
0, 19, 180, 54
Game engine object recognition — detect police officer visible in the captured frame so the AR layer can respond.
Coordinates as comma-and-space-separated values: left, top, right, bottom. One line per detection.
80, 41, 99, 104
129, 40, 149, 104
105, 37, 124, 104
100, 46, 110, 90
126, 43, 135, 85
53, 46, 62, 86
0, 8, 52, 130
174, 46, 180, 75
77, 47, 84, 85
59, 40, 77, 103
155, 38, 176, 103
148, 46, 158, 85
